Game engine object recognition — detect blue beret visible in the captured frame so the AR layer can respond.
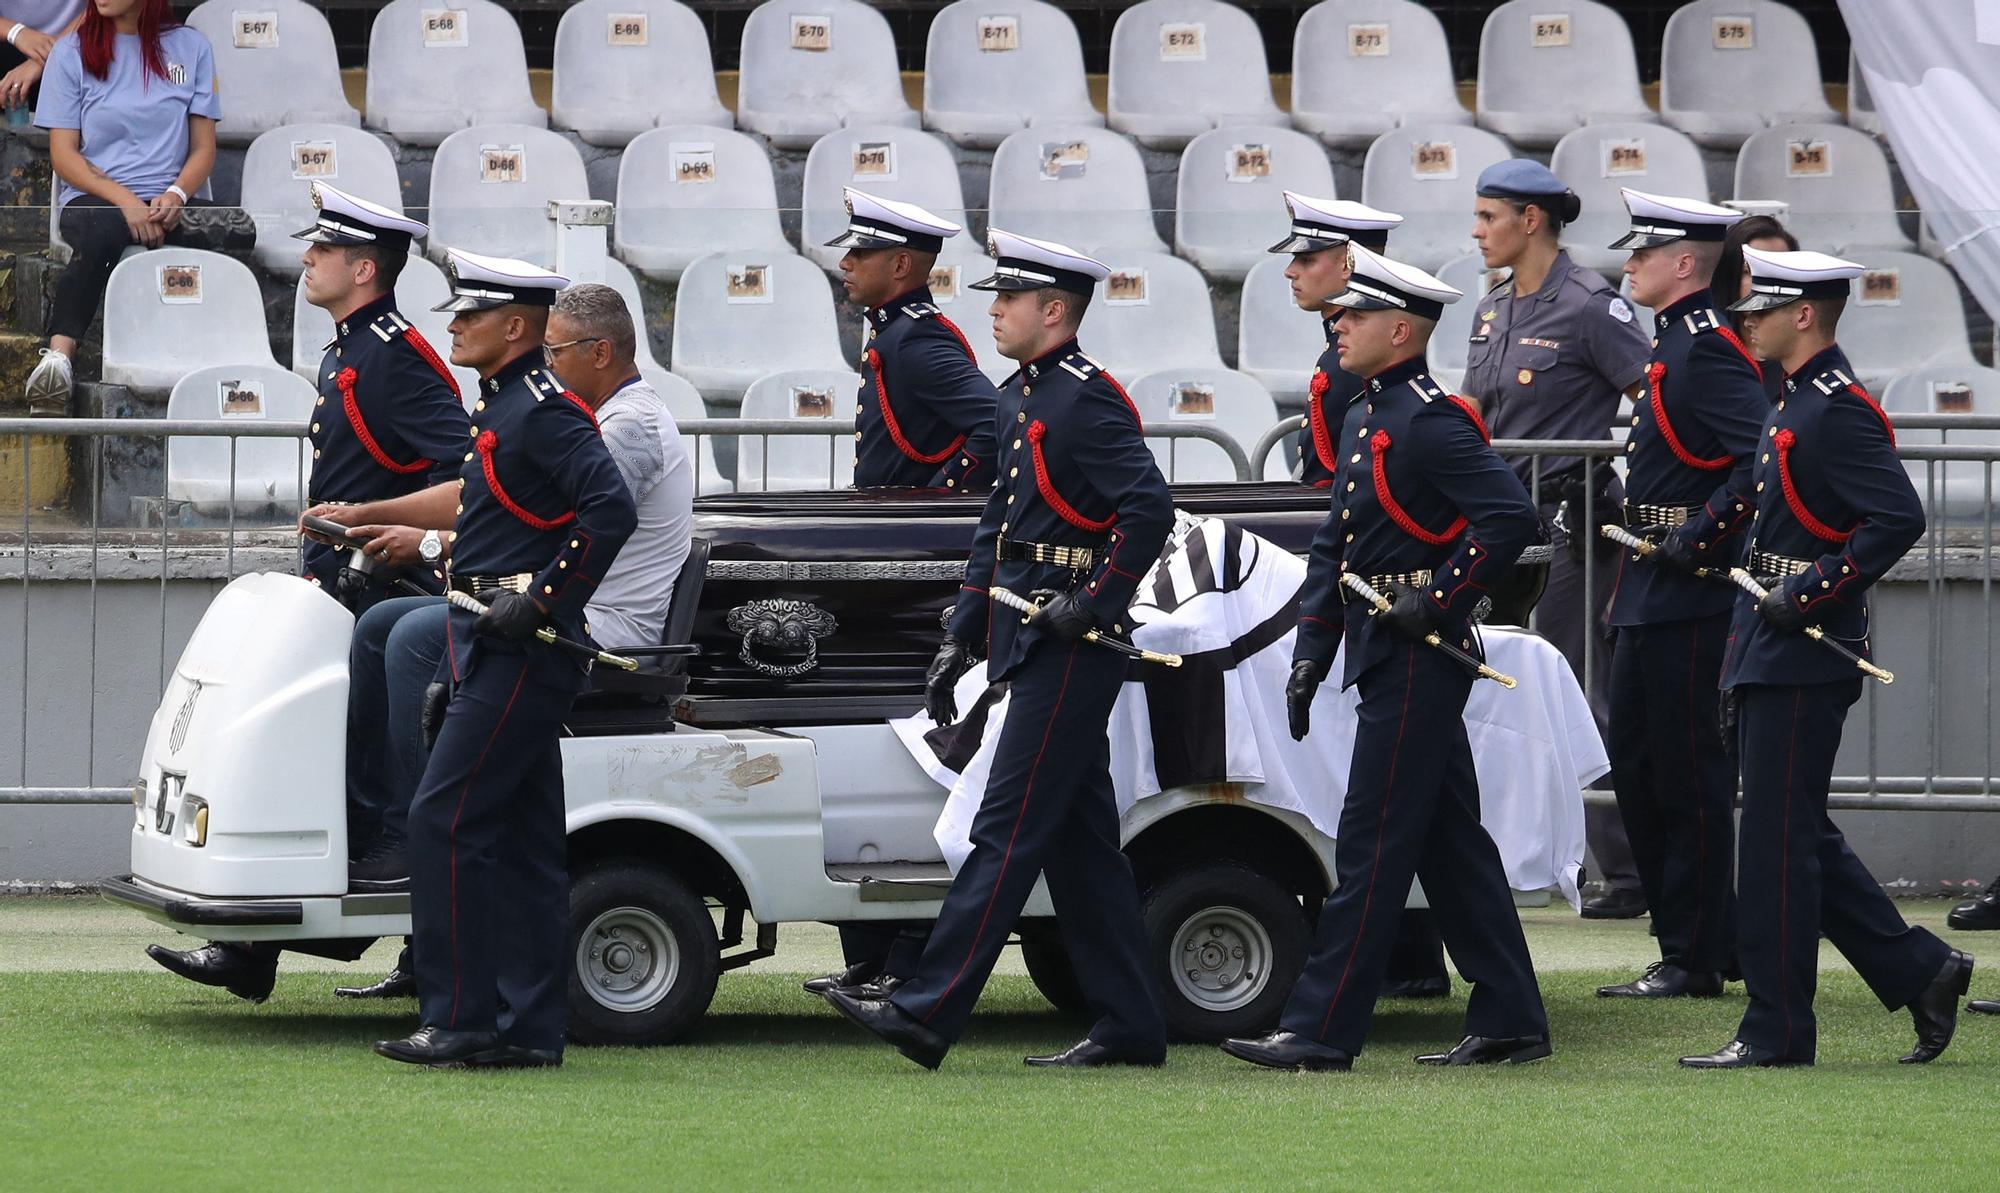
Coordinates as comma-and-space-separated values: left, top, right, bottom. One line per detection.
1476, 158, 1569, 201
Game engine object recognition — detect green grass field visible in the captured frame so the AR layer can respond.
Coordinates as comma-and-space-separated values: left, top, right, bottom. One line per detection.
2, 897, 1994, 1190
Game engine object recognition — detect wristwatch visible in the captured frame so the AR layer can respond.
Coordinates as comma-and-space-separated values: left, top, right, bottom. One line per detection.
419, 529, 443, 563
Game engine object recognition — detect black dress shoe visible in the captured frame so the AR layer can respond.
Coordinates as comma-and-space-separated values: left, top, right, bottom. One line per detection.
1596, 962, 1724, 999
1219, 1031, 1354, 1072
1948, 878, 2000, 931
373, 1025, 506, 1068
1379, 975, 1451, 999
1968, 999, 2000, 1015
803, 960, 881, 998
334, 964, 416, 999
145, 942, 278, 1003
823, 988, 950, 1070
836, 975, 905, 1001
1025, 1039, 1166, 1068
467, 1044, 563, 1070
1415, 1034, 1551, 1066
1902, 949, 1974, 1064
1679, 1039, 1810, 1069
1580, 887, 1649, 920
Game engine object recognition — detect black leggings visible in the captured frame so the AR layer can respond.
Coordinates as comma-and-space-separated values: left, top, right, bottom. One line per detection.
48, 195, 206, 341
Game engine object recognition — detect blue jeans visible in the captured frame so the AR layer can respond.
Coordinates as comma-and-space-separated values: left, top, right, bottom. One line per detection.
346, 596, 448, 849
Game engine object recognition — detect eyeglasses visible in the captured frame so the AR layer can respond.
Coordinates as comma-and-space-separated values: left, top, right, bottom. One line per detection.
542, 337, 604, 365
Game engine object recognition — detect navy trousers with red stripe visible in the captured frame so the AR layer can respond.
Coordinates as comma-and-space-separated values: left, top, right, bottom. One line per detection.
890, 639, 1165, 1054
408, 639, 575, 1052
1608, 614, 1738, 973
1279, 643, 1546, 1054
1733, 680, 1949, 1060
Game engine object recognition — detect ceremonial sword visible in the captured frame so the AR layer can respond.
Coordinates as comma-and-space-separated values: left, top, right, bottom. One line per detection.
1338, 572, 1517, 689
440, 589, 643, 672
989, 587, 1183, 667
1725, 568, 1894, 685
1598, 523, 1722, 580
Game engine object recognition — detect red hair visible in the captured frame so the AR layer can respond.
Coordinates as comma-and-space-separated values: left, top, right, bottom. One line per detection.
78, 0, 181, 84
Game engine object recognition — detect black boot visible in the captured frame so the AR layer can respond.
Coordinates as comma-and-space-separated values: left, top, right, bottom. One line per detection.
145, 941, 278, 1003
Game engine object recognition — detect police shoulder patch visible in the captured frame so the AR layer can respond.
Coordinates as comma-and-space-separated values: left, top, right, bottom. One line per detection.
1608, 297, 1634, 324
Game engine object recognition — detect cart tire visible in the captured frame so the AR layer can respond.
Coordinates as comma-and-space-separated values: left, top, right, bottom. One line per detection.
1143, 862, 1308, 1043
567, 861, 719, 1046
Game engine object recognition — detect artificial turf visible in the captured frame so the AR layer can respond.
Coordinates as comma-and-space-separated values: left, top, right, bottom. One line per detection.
1, 899, 1994, 1190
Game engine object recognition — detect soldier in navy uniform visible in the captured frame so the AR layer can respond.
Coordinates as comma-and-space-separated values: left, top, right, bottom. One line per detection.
374, 250, 637, 1070
294, 183, 469, 612
823, 230, 1171, 1070
1595, 190, 1770, 1000
1681, 248, 1972, 1068
828, 188, 998, 491
1222, 246, 1548, 1073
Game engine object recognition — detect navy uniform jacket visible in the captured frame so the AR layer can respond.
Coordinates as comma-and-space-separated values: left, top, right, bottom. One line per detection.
1295, 356, 1539, 690
304, 293, 469, 589
444, 351, 638, 690
947, 339, 1173, 683
1720, 345, 1922, 689
1609, 290, 1771, 626
1297, 317, 1363, 489
853, 286, 999, 490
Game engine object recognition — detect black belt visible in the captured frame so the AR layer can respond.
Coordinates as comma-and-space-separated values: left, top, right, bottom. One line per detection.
1339, 569, 1433, 603
1748, 548, 1812, 579
1624, 500, 1700, 528
448, 572, 533, 596
997, 537, 1096, 569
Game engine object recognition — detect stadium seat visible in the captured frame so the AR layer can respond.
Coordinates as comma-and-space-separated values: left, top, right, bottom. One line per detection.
1659, 0, 1838, 150
1429, 252, 1510, 394
241, 125, 405, 276
642, 366, 734, 495
1881, 365, 2000, 522
922, 0, 1102, 149
290, 255, 479, 403
1126, 366, 1282, 481
1235, 255, 1323, 407
1732, 122, 1915, 254
1474, 0, 1652, 149
1835, 251, 1978, 392
1075, 251, 1223, 380
613, 126, 792, 281
736, 0, 920, 150
1548, 122, 1710, 276
165, 364, 317, 516
185, 0, 358, 145
1881, 363, 2000, 417
426, 125, 591, 267
102, 249, 278, 393
800, 126, 977, 271
551, 0, 732, 146
735, 368, 862, 490
1105, 0, 1287, 150
988, 124, 1169, 258
1361, 122, 1514, 270
1174, 125, 1339, 282
671, 251, 850, 409
364, 0, 545, 147
1848, 49, 1883, 137
1290, 0, 1472, 149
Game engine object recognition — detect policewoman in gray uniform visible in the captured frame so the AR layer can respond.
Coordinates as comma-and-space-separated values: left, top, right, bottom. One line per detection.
1461, 160, 1652, 918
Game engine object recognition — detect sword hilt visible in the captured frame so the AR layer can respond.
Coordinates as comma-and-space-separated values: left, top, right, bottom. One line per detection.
444, 589, 641, 672
988, 586, 1184, 667
1338, 572, 1517, 689
1727, 567, 1893, 685
1599, 523, 1719, 580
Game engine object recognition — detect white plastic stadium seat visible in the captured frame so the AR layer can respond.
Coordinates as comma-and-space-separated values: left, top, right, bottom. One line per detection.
551, 0, 732, 147
1235, 255, 1323, 408
241, 124, 405, 276
1548, 122, 1710, 277
1105, 0, 1286, 150
1076, 251, 1223, 380
1847, 49, 1883, 137
1361, 122, 1513, 271
915, 240, 1014, 382
800, 126, 978, 271
671, 251, 850, 409
614, 126, 793, 282
1659, 0, 1838, 150
1881, 364, 2000, 418
922, 0, 1101, 149
1127, 366, 1282, 481
638, 367, 733, 495
988, 124, 1169, 258
1474, 0, 1653, 149
1835, 251, 1977, 393
1732, 122, 1914, 255
1881, 365, 2000, 522
426, 125, 591, 267
103, 249, 278, 393
185, 0, 358, 145
736, 0, 920, 150
1174, 125, 1339, 282
291, 256, 479, 403
1429, 252, 1511, 394
165, 364, 317, 515
736, 368, 862, 490
1290, 0, 1472, 149
364, 0, 545, 147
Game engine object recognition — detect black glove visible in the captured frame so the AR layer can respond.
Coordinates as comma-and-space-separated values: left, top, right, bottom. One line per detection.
1557, 463, 1619, 565
1650, 533, 1702, 575
1377, 584, 1446, 644
420, 681, 451, 751
1027, 589, 1094, 642
1718, 689, 1740, 764
1756, 585, 1807, 633
1286, 660, 1321, 742
925, 638, 977, 727
474, 589, 545, 642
